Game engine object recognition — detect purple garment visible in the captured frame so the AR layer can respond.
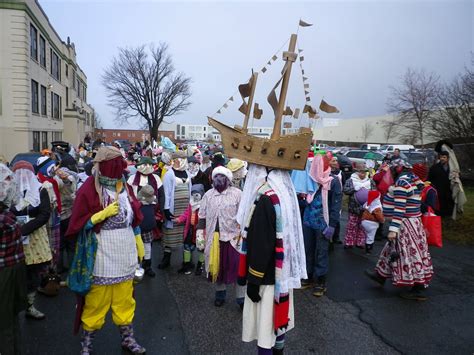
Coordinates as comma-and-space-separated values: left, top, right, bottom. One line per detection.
214, 240, 239, 285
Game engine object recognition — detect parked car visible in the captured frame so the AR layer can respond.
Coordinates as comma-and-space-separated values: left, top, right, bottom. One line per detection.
10, 152, 42, 169
344, 150, 384, 166
335, 153, 353, 183
114, 139, 132, 152
401, 150, 427, 165
360, 144, 381, 150
379, 144, 415, 154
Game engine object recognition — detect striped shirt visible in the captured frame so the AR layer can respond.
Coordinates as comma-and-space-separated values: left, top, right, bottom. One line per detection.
383, 173, 423, 233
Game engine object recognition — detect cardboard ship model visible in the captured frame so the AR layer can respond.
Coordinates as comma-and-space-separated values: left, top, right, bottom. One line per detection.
208, 31, 338, 171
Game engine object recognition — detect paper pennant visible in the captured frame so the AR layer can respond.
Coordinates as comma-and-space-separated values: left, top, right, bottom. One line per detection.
253, 103, 263, 119
306, 97, 311, 102
293, 108, 300, 119
267, 61, 271, 66
229, 96, 234, 102
223, 103, 228, 108
298, 48, 303, 53
300, 56, 305, 62
304, 83, 310, 89
272, 55, 277, 61
217, 109, 221, 114
283, 106, 293, 116
303, 76, 308, 81
305, 90, 310, 96
301, 69, 305, 75
299, 19, 313, 27
261, 67, 267, 73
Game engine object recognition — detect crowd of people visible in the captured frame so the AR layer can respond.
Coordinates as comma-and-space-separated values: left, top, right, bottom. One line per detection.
0, 136, 467, 355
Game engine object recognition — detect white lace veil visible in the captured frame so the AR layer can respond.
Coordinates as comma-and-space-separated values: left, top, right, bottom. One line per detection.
236, 164, 307, 292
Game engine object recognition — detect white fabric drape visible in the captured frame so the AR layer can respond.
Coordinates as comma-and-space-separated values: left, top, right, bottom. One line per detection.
236, 164, 307, 292
14, 169, 41, 211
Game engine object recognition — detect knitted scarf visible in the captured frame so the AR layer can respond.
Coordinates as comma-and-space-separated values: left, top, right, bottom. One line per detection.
238, 183, 289, 334
37, 172, 62, 214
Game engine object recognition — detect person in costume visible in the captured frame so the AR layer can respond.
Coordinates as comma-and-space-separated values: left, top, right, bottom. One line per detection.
358, 189, 385, 254
365, 160, 434, 301
329, 154, 343, 245
174, 184, 206, 275
299, 153, 342, 296
137, 185, 159, 278
65, 146, 146, 354
127, 156, 165, 275
203, 151, 226, 186
35, 157, 62, 274
11, 161, 52, 320
343, 163, 375, 248
413, 163, 439, 213
237, 164, 307, 354
0, 163, 27, 355
159, 151, 191, 269
227, 158, 248, 190
197, 167, 244, 307
187, 155, 212, 192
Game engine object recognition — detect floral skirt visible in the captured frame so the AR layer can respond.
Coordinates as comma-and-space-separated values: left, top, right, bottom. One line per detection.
344, 213, 366, 247
24, 225, 52, 266
375, 217, 434, 287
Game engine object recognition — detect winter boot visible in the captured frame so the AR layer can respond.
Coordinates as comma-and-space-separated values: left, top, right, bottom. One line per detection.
25, 292, 45, 320
400, 284, 428, 301
195, 261, 204, 276
177, 262, 190, 274
364, 269, 386, 286
80, 329, 96, 355
365, 243, 373, 255
157, 251, 171, 270
312, 276, 327, 297
142, 259, 155, 278
119, 325, 146, 354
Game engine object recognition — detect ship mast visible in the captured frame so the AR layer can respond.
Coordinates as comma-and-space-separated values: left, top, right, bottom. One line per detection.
242, 72, 258, 131
271, 33, 297, 140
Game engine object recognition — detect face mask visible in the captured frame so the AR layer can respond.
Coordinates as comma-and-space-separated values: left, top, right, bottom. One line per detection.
187, 163, 200, 178
213, 174, 230, 193
137, 164, 154, 175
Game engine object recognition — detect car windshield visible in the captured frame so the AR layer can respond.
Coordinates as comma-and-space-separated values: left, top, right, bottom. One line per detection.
380, 145, 389, 150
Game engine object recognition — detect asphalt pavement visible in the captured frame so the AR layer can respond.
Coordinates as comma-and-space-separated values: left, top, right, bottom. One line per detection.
20, 211, 474, 354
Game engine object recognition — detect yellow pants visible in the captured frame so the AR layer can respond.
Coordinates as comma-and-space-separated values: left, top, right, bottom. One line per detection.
81, 280, 135, 331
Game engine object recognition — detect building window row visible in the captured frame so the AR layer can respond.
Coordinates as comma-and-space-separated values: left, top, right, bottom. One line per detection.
51, 92, 62, 120
33, 131, 62, 152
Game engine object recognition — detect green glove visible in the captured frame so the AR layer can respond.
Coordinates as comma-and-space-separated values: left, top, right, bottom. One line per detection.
91, 201, 119, 225
135, 235, 145, 262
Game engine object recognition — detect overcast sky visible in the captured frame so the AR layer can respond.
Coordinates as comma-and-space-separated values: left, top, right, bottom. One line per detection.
40, 0, 473, 129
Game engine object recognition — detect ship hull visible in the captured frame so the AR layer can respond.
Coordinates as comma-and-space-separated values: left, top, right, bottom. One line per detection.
208, 117, 312, 171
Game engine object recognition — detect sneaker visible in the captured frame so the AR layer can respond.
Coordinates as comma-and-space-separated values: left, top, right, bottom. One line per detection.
364, 269, 386, 286
312, 283, 327, 297
25, 305, 46, 320
300, 279, 315, 290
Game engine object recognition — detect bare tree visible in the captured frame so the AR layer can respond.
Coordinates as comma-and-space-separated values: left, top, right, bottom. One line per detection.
102, 44, 191, 141
382, 118, 398, 143
387, 68, 440, 146
430, 64, 474, 142
361, 121, 375, 142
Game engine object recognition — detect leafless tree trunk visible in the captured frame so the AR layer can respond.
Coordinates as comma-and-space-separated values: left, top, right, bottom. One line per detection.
102, 44, 191, 141
361, 121, 375, 142
387, 68, 440, 146
382, 118, 398, 143
430, 63, 474, 143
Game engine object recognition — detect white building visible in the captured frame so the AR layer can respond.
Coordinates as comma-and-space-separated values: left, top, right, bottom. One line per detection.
0, 0, 94, 160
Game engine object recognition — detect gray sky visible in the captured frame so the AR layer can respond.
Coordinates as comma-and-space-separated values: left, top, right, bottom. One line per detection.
41, 0, 473, 129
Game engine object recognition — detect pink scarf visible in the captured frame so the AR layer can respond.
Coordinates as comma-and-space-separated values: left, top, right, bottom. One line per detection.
307, 155, 333, 224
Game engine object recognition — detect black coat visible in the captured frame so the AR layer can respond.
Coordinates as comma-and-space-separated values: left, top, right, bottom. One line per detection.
428, 163, 454, 217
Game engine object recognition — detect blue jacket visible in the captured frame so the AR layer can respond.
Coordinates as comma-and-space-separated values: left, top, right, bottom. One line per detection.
303, 177, 342, 230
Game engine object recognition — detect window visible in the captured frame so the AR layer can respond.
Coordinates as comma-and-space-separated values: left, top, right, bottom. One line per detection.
41, 131, 48, 150
30, 24, 38, 60
76, 78, 81, 97
40, 85, 47, 115
83, 87, 86, 102
66, 87, 69, 107
51, 50, 60, 81
72, 71, 76, 90
32, 131, 40, 151
31, 80, 39, 113
113, 132, 116, 137
52, 131, 62, 141
181, 126, 185, 135
39, 35, 46, 67
117, 133, 121, 137
51, 92, 61, 119
65, 64, 68, 77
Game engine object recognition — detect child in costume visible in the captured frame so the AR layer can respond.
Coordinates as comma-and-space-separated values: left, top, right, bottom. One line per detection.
174, 184, 205, 275
358, 189, 385, 254
137, 185, 159, 277
66, 146, 146, 355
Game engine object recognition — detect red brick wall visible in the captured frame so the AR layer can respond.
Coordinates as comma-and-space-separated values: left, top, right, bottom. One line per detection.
95, 129, 175, 143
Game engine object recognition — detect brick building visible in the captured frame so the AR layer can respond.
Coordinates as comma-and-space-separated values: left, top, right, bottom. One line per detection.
95, 128, 175, 143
